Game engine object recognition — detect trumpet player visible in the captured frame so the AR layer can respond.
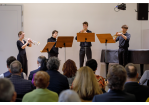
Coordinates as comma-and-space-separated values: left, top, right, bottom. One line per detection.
17, 31, 32, 75
75, 21, 92, 67
47, 30, 59, 58
114, 25, 131, 67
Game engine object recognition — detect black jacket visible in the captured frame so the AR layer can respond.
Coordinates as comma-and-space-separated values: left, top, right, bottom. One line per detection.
46, 70, 69, 95
75, 29, 92, 47
47, 37, 58, 54
92, 90, 136, 102
124, 82, 149, 102
28, 67, 41, 80
9, 75, 34, 98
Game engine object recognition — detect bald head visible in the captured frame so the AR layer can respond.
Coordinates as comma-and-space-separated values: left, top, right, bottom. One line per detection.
125, 63, 137, 78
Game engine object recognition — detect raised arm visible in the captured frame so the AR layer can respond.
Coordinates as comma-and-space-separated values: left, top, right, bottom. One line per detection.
21, 41, 29, 49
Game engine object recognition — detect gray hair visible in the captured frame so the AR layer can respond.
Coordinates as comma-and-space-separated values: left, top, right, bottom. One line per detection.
10, 60, 22, 74
47, 57, 60, 70
0, 78, 15, 102
37, 56, 46, 64
58, 89, 81, 102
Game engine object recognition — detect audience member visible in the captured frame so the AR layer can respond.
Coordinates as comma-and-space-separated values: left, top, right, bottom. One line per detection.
31, 56, 48, 84
73, 66, 102, 102
59, 89, 81, 102
92, 64, 136, 102
124, 63, 149, 102
86, 59, 106, 93
62, 59, 77, 87
46, 57, 69, 95
28, 56, 47, 80
139, 70, 149, 86
23, 71, 58, 102
0, 56, 27, 79
9, 60, 33, 100
0, 78, 17, 102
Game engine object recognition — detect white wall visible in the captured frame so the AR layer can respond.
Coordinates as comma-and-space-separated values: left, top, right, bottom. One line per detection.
6, 3, 149, 78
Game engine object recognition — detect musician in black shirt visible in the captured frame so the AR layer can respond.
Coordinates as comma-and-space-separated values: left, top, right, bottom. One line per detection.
47, 30, 59, 58
114, 25, 131, 67
75, 21, 92, 67
17, 31, 32, 75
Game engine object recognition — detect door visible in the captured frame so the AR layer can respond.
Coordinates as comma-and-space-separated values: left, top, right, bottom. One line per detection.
0, 5, 22, 74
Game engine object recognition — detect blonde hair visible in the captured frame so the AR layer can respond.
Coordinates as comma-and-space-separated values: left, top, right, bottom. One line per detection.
18, 31, 24, 37
73, 66, 102, 100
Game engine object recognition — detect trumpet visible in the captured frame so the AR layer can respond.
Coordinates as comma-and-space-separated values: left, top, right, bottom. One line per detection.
81, 29, 87, 33
112, 31, 123, 39
24, 38, 40, 45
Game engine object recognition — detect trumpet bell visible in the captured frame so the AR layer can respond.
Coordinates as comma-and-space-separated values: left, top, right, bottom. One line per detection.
32, 41, 40, 46
37, 42, 40, 45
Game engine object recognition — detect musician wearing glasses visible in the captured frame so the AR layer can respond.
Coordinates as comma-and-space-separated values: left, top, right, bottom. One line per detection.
17, 31, 32, 75
75, 21, 92, 67
114, 25, 131, 67
47, 30, 59, 58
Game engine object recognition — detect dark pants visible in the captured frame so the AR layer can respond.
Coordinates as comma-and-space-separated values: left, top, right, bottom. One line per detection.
118, 48, 128, 67
79, 47, 92, 67
48, 53, 58, 58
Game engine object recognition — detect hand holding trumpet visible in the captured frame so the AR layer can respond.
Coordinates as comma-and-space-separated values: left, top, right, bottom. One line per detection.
27, 38, 32, 43
113, 31, 123, 39
115, 32, 122, 36
80, 29, 87, 33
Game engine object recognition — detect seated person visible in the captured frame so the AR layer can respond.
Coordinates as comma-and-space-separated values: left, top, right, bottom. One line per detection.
9, 60, 34, 100
58, 89, 81, 102
62, 59, 77, 87
28, 56, 47, 80
86, 59, 106, 93
0, 78, 17, 102
46, 57, 69, 95
92, 64, 136, 102
124, 63, 149, 102
73, 66, 103, 102
23, 71, 58, 102
0, 56, 27, 79
139, 70, 149, 86
31, 56, 48, 85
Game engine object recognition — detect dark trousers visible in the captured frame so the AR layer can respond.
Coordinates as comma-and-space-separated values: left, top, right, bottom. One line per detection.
17, 54, 28, 75
48, 53, 58, 58
79, 47, 92, 67
118, 48, 128, 67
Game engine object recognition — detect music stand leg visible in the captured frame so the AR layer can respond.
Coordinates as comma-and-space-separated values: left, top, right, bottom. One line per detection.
105, 39, 108, 77
64, 43, 66, 62
85, 47, 87, 64
84, 38, 87, 65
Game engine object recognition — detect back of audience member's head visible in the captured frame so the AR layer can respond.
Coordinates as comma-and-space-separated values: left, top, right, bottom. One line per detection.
0, 78, 17, 102
34, 71, 50, 89
47, 57, 60, 71
125, 63, 138, 79
6, 56, 16, 69
59, 89, 81, 102
73, 66, 102, 101
107, 64, 126, 91
10, 60, 22, 74
62, 59, 77, 78
86, 59, 98, 72
37, 56, 48, 71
